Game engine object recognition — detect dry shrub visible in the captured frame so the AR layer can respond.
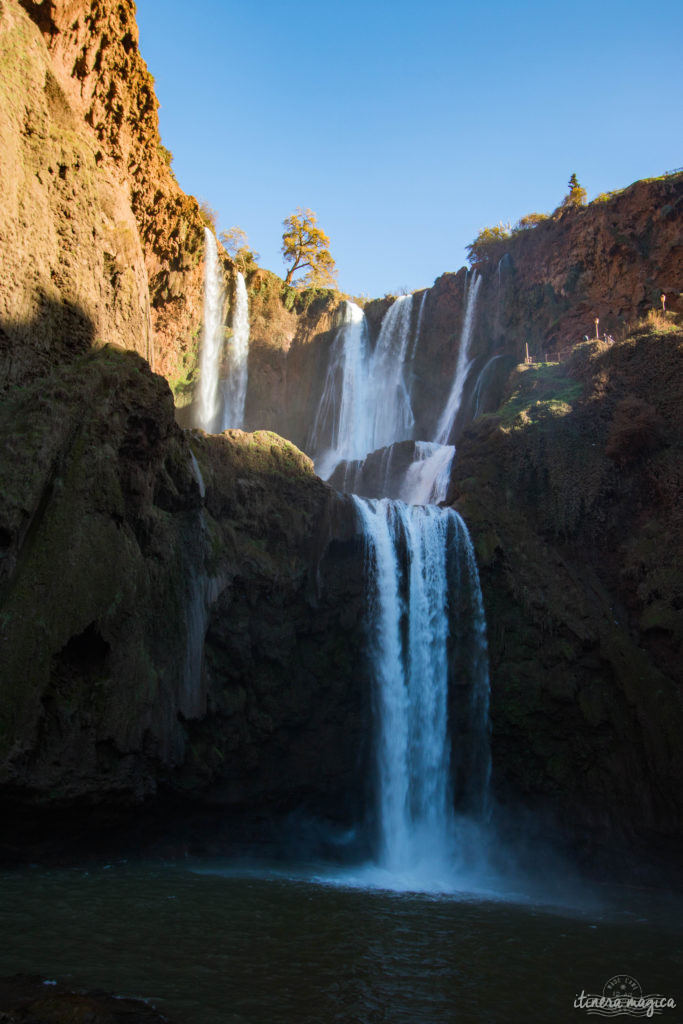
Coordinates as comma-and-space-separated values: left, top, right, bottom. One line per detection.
605, 395, 665, 464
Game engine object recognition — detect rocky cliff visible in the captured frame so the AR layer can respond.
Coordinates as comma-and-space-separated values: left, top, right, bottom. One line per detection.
0, 342, 368, 852
449, 315, 683, 871
14, 0, 212, 383
391, 173, 683, 445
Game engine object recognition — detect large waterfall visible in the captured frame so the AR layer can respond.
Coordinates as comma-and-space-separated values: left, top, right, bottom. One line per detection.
353, 498, 490, 885
194, 260, 492, 888
310, 294, 418, 478
196, 229, 225, 432
220, 271, 250, 430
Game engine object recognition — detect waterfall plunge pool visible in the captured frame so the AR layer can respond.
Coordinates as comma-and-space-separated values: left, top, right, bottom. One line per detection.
1, 857, 680, 1024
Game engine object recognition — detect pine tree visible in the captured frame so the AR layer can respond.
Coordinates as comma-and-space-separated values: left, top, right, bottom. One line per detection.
563, 173, 587, 208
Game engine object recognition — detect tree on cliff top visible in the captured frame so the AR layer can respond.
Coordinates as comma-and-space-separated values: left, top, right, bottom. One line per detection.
282, 208, 337, 288
560, 173, 587, 210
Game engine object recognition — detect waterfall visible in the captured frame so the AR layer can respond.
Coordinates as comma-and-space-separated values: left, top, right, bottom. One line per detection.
310, 295, 420, 478
196, 229, 225, 433
399, 441, 455, 505
408, 288, 428, 362
219, 271, 250, 430
309, 301, 370, 480
368, 294, 415, 452
434, 270, 482, 444
353, 497, 490, 880
472, 353, 506, 419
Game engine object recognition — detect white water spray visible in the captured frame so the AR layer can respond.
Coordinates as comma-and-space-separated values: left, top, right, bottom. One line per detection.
196, 229, 225, 433
434, 271, 482, 444
220, 271, 250, 430
400, 441, 456, 505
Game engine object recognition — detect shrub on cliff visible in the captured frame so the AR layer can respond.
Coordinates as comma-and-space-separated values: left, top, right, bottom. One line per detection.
554, 173, 587, 216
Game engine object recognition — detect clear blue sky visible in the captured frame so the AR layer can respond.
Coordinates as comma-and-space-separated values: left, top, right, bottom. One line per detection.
136, 0, 682, 297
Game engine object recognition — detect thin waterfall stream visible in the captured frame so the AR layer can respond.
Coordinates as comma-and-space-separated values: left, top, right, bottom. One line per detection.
196, 228, 225, 432
196, 235, 250, 433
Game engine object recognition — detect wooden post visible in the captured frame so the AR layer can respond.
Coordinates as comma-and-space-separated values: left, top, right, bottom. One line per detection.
594, 317, 599, 339
661, 293, 667, 313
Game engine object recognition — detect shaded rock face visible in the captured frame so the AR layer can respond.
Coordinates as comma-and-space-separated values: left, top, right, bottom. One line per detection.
448, 324, 683, 863
0, 345, 369, 822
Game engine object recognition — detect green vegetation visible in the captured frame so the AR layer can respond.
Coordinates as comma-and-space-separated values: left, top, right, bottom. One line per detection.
168, 330, 200, 407
157, 143, 173, 166
559, 172, 587, 210
490, 362, 584, 430
282, 208, 337, 288
466, 173, 590, 264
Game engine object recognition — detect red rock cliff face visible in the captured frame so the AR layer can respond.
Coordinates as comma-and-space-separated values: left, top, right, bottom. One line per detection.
16, 0, 213, 383
393, 174, 683, 443
0, 0, 152, 384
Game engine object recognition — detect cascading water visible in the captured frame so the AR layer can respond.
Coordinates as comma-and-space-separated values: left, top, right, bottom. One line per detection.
353, 497, 490, 886
434, 270, 482, 444
310, 294, 420, 478
368, 294, 415, 452
196, 229, 225, 433
408, 288, 428, 362
219, 271, 250, 430
308, 301, 370, 479
399, 441, 455, 505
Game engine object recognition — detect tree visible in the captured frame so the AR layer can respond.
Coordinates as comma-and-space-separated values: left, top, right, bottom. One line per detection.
282, 208, 337, 287
562, 173, 587, 209
219, 226, 260, 273
465, 222, 512, 264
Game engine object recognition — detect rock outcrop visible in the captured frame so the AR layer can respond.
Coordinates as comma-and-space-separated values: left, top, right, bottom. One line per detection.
0, 344, 368, 829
